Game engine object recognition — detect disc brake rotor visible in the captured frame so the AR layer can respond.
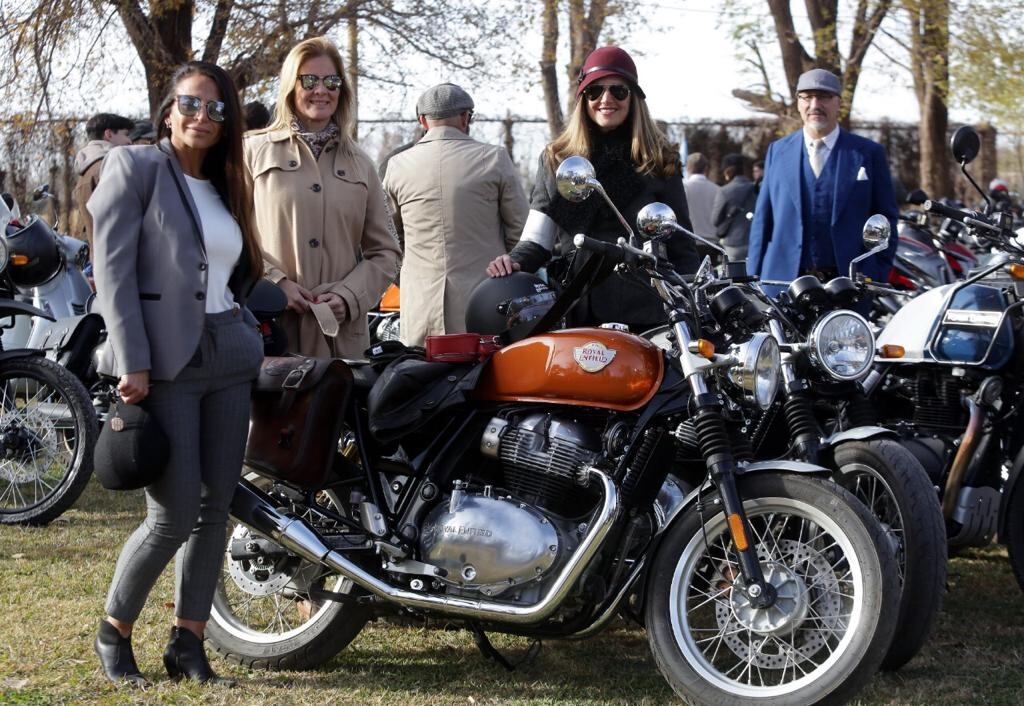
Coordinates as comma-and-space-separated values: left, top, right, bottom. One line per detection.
713, 538, 843, 669
225, 525, 308, 597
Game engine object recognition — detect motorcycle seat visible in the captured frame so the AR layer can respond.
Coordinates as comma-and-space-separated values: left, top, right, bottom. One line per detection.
347, 361, 378, 393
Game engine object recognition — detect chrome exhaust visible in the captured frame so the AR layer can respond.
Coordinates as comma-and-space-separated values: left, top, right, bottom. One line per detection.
230, 466, 620, 624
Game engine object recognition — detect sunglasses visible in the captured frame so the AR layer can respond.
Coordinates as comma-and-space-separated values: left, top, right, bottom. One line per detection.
176, 95, 226, 122
298, 74, 343, 91
583, 84, 630, 102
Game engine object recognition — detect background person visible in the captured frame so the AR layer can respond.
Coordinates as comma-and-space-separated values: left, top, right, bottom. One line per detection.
486, 46, 699, 331
383, 83, 527, 346
683, 152, 720, 239
747, 68, 898, 283
245, 37, 401, 357
243, 101, 270, 131
90, 61, 264, 688
711, 153, 757, 261
74, 112, 134, 249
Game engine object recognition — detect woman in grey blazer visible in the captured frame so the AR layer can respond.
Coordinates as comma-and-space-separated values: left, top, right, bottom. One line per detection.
89, 61, 264, 688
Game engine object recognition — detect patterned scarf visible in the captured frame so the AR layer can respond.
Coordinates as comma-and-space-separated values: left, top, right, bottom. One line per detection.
291, 117, 339, 160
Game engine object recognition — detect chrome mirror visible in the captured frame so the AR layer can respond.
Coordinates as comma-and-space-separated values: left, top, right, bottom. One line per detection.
555, 156, 597, 203
636, 202, 678, 241
861, 214, 891, 251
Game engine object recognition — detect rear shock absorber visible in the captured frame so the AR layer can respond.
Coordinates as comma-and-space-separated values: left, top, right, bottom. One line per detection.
784, 386, 820, 462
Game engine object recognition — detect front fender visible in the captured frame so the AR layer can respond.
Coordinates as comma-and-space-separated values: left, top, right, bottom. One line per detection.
0, 300, 54, 321
0, 348, 45, 363
820, 426, 895, 452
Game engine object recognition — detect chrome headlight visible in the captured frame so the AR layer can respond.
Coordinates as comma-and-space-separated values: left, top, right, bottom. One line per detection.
727, 332, 781, 410
808, 310, 875, 381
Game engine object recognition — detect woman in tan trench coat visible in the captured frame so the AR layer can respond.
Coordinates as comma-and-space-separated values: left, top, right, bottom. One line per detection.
245, 36, 400, 357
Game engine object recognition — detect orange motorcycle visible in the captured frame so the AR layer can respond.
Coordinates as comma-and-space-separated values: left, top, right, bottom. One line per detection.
209, 158, 898, 705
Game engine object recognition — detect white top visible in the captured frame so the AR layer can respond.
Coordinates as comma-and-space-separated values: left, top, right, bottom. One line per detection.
184, 175, 242, 314
683, 174, 721, 239
803, 125, 840, 167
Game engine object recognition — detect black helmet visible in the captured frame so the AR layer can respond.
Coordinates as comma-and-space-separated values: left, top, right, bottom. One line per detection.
465, 272, 555, 342
5, 215, 63, 287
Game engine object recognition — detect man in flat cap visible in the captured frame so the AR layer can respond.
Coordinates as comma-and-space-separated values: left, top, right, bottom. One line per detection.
383, 83, 528, 346
748, 68, 898, 284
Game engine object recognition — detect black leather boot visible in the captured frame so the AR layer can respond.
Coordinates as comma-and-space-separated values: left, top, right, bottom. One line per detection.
162, 626, 235, 687
94, 620, 150, 688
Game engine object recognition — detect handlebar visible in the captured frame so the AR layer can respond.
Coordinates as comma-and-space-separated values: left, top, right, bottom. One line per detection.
923, 199, 977, 224
572, 233, 656, 267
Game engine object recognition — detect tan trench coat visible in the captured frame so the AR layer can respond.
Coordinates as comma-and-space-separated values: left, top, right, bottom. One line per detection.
382, 126, 528, 346
245, 127, 401, 358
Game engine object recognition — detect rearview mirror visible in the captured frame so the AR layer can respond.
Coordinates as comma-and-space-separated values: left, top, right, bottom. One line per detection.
862, 214, 891, 250
907, 189, 928, 205
636, 202, 678, 241
950, 126, 980, 166
555, 157, 597, 203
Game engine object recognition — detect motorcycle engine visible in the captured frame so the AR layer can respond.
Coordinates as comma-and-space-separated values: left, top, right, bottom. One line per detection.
420, 486, 573, 597
480, 413, 602, 509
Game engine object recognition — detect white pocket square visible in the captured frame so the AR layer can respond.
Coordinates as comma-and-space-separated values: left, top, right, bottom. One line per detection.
856, 167, 869, 181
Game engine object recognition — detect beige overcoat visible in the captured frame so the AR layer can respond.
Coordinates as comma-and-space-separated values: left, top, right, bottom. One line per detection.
382, 126, 528, 346
245, 127, 401, 358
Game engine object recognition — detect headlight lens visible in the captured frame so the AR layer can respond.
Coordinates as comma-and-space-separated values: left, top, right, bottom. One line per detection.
808, 310, 875, 381
727, 332, 781, 409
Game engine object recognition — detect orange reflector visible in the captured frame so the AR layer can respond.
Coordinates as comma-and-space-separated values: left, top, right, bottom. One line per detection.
379, 283, 400, 312
879, 344, 905, 359
1010, 264, 1024, 280
9, 255, 28, 266
696, 339, 715, 359
728, 513, 749, 551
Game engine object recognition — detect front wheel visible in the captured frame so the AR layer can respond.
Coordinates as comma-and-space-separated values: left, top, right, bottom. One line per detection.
0, 356, 97, 525
832, 439, 947, 671
1004, 477, 1024, 595
645, 473, 898, 706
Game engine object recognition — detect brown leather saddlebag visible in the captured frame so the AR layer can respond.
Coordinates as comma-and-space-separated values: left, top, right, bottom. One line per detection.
245, 355, 353, 487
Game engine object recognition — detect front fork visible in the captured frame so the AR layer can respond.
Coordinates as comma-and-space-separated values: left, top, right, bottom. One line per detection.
671, 313, 776, 608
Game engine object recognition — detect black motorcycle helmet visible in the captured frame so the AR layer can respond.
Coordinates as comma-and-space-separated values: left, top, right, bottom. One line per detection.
5, 215, 63, 287
465, 272, 555, 343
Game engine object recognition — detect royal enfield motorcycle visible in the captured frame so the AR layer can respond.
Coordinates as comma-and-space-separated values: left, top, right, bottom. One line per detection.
834, 127, 1024, 594
639, 206, 946, 671
207, 157, 899, 705
0, 196, 97, 525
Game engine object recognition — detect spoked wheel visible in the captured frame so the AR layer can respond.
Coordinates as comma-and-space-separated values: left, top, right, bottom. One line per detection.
646, 473, 898, 706
206, 473, 370, 670
832, 439, 946, 671
1003, 478, 1024, 595
0, 356, 97, 525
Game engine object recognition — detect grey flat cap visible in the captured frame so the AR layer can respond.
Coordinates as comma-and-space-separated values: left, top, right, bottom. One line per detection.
796, 68, 841, 95
416, 83, 474, 119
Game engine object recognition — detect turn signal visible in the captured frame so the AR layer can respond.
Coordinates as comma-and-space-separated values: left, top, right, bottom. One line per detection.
727, 513, 749, 551
689, 339, 715, 359
9, 255, 28, 266
1009, 263, 1024, 280
879, 344, 905, 359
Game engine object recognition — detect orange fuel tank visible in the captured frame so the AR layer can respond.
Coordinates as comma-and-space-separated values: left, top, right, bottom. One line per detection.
475, 329, 664, 412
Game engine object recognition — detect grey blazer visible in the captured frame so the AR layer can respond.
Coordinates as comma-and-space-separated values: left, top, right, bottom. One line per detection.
89, 139, 256, 381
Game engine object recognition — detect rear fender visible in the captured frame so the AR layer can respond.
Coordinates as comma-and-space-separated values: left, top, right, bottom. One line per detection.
0, 300, 53, 322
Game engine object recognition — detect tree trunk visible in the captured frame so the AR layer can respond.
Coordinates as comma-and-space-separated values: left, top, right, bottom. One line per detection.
540, 0, 563, 139
347, 16, 359, 141
907, 0, 950, 197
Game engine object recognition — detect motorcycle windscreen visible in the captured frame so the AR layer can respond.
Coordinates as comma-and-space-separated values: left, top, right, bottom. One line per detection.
933, 284, 1013, 368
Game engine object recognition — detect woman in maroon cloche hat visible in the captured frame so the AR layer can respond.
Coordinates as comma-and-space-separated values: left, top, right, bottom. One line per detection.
487, 45, 698, 331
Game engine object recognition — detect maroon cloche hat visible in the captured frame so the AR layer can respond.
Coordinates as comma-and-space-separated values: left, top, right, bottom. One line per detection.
576, 46, 646, 99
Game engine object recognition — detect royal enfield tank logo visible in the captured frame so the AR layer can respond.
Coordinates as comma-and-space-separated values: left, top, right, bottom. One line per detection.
574, 342, 617, 373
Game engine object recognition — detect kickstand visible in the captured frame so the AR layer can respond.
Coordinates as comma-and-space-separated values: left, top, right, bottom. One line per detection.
469, 623, 542, 672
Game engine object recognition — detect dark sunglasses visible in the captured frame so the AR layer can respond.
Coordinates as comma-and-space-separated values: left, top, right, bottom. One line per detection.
298, 74, 343, 91
176, 95, 226, 122
583, 84, 630, 102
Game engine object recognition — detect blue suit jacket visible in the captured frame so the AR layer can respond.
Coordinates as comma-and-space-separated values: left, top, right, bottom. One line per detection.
747, 128, 898, 283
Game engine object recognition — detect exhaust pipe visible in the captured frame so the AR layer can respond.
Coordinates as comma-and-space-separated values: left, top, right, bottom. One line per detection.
230, 467, 620, 624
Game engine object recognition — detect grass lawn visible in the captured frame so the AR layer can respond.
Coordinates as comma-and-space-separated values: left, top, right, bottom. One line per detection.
1, 478, 1023, 705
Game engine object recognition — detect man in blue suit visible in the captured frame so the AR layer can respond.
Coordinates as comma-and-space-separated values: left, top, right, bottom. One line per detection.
748, 69, 898, 284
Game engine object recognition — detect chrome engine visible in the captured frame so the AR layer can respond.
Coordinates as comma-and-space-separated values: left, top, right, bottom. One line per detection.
420, 485, 576, 597
480, 413, 602, 505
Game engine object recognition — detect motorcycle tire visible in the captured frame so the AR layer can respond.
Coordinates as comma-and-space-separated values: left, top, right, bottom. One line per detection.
0, 355, 97, 525
645, 473, 898, 706
1003, 477, 1024, 595
206, 475, 370, 670
832, 439, 947, 671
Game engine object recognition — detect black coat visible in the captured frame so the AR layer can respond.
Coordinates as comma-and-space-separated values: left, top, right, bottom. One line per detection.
711, 175, 757, 248
510, 131, 699, 329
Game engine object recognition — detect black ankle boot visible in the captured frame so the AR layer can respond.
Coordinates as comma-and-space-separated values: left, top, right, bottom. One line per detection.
163, 626, 235, 687
94, 620, 149, 688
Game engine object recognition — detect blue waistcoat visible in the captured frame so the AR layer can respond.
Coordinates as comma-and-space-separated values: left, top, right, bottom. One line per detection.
800, 145, 839, 269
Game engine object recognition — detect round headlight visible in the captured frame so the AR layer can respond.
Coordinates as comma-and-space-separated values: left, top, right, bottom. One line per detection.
727, 332, 781, 410
808, 310, 875, 381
